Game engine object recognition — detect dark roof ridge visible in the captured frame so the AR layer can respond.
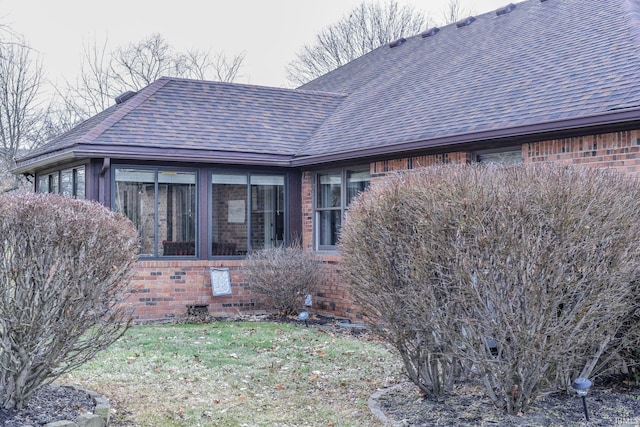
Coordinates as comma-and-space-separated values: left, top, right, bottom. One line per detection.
293, 87, 348, 98
77, 78, 172, 145
397, 0, 525, 45
299, 0, 528, 95
159, 75, 347, 99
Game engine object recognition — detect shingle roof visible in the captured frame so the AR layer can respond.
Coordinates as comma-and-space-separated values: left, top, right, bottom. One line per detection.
295, 0, 640, 163
14, 0, 640, 173
17, 78, 345, 170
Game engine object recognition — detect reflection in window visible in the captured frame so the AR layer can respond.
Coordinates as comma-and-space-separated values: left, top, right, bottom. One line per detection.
114, 168, 197, 257
316, 173, 341, 247
211, 173, 285, 256
251, 175, 285, 251
37, 175, 48, 194
36, 166, 85, 198
315, 167, 370, 250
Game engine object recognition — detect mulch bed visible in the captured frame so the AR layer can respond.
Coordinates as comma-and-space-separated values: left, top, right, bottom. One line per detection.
0, 385, 96, 426
375, 379, 640, 426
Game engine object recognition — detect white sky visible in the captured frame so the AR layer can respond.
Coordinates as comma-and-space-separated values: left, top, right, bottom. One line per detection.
1, 0, 509, 89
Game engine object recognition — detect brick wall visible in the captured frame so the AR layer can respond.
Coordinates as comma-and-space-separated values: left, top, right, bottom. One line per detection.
371, 151, 472, 180
524, 130, 640, 177
128, 129, 640, 322
125, 259, 259, 322
295, 131, 640, 321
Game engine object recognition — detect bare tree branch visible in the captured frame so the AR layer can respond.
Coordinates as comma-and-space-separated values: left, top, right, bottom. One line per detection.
441, 0, 473, 25
56, 34, 246, 129
286, 1, 429, 86
0, 36, 45, 171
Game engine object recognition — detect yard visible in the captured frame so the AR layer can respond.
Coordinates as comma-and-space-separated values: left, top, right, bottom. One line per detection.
61, 320, 404, 427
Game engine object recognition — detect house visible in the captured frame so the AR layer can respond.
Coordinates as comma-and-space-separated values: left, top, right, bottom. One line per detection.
13, 0, 640, 321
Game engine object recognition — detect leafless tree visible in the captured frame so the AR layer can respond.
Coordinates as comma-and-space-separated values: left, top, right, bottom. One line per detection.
286, 1, 429, 86
0, 36, 48, 189
441, 0, 473, 25
60, 37, 116, 123
177, 49, 246, 82
58, 33, 246, 129
111, 33, 175, 90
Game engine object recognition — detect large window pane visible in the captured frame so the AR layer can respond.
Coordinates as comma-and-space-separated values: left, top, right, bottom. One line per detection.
318, 210, 341, 246
115, 168, 197, 257
75, 167, 85, 199
211, 174, 247, 256
37, 175, 48, 193
317, 173, 341, 208
114, 168, 157, 256
158, 171, 197, 256
250, 175, 285, 250
50, 174, 59, 194
347, 169, 370, 204
61, 169, 73, 196
210, 173, 286, 255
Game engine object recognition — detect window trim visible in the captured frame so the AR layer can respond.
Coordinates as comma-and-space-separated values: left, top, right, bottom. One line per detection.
208, 170, 288, 258
36, 164, 87, 198
313, 166, 370, 252
112, 165, 199, 259
472, 146, 523, 164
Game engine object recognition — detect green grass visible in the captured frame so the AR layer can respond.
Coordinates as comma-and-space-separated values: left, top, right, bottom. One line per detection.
62, 322, 404, 427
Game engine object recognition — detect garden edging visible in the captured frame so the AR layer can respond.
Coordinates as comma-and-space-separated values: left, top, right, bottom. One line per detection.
368, 383, 405, 427
44, 386, 110, 427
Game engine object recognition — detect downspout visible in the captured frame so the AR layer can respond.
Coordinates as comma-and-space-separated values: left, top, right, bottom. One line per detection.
98, 157, 110, 206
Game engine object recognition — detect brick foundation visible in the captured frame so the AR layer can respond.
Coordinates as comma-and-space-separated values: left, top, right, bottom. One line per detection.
125, 259, 260, 322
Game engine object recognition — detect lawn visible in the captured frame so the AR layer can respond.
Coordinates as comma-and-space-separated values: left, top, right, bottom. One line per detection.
61, 321, 404, 427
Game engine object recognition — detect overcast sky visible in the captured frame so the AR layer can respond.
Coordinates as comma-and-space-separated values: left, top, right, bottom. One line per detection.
1, 0, 510, 89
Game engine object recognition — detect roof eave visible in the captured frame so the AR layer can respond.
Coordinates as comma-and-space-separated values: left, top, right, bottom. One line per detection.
12, 150, 77, 175
12, 144, 295, 174
291, 108, 640, 167
75, 146, 295, 166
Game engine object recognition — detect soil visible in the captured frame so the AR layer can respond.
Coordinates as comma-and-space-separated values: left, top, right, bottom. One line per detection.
0, 385, 96, 426
375, 379, 640, 426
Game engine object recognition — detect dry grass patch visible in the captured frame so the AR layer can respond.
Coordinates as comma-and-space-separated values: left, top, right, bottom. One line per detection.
61, 322, 403, 426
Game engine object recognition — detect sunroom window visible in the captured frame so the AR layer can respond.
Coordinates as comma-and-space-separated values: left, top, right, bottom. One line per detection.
114, 167, 197, 257
211, 173, 285, 256
36, 166, 85, 198
314, 167, 370, 250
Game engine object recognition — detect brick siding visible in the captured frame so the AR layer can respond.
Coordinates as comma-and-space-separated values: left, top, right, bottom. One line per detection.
128, 129, 640, 322
125, 259, 258, 322
524, 130, 640, 177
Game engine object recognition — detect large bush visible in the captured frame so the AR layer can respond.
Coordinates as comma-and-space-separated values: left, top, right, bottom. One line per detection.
339, 163, 640, 414
244, 242, 325, 316
0, 192, 139, 409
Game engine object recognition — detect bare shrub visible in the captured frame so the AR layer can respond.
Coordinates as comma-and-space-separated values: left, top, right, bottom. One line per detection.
0, 192, 139, 409
339, 163, 640, 414
244, 242, 325, 316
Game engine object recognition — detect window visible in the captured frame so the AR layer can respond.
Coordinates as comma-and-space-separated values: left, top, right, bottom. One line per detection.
36, 166, 85, 198
211, 173, 285, 256
114, 167, 197, 257
474, 148, 522, 164
314, 167, 370, 250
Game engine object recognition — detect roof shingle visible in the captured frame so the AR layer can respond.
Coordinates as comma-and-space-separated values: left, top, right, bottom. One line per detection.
297, 0, 640, 160
15, 0, 640, 172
